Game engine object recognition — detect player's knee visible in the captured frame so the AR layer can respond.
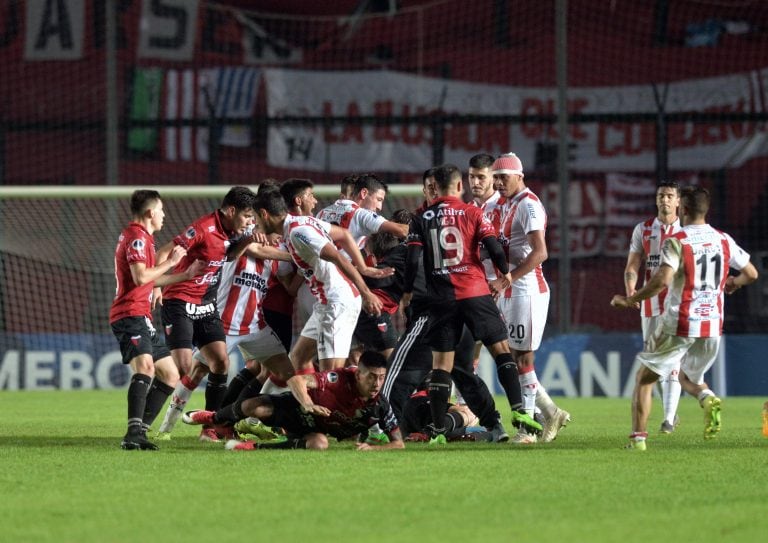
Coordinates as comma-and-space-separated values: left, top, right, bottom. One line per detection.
305, 433, 328, 450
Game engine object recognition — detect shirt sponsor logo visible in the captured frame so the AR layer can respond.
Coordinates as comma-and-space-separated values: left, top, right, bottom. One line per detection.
184, 302, 216, 318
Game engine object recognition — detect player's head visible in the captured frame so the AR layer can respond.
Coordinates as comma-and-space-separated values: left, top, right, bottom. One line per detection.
354, 173, 388, 212
656, 180, 680, 218
130, 190, 165, 231
340, 174, 358, 199
679, 186, 710, 224
220, 186, 257, 234
492, 152, 524, 197
468, 153, 496, 202
356, 351, 388, 399
367, 231, 401, 259
432, 164, 463, 195
280, 178, 317, 216
252, 189, 288, 235
422, 167, 438, 204
257, 178, 281, 195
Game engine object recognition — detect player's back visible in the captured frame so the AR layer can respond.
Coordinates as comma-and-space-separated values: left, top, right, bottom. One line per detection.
409, 196, 494, 301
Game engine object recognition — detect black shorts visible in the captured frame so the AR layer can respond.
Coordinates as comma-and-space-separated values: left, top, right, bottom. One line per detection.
425, 295, 507, 352
353, 312, 398, 351
111, 316, 171, 365
161, 298, 226, 350
263, 308, 293, 352
261, 393, 319, 438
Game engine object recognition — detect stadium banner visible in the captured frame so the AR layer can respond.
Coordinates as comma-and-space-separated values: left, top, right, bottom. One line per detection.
2, 332, 765, 395
265, 67, 768, 173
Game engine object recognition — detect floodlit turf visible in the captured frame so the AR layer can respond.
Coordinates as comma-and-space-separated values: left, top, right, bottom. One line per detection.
1, 392, 766, 543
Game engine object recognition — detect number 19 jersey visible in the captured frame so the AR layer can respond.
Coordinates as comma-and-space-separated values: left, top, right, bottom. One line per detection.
408, 195, 496, 301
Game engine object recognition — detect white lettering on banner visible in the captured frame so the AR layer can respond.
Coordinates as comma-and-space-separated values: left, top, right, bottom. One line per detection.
0, 351, 129, 390
580, 352, 621, 397
538, 353, 579, 397
24, 0, 85, 60
137, 0, 199, 61
0, 351, 20, 390
60, 351, 95, 390
265, 67, 768, 173
25, 351, 56, 390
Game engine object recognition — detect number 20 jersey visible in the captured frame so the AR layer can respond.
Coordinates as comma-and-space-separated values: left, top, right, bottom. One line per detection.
660, 223, 750, 338
408, 195, 496, 301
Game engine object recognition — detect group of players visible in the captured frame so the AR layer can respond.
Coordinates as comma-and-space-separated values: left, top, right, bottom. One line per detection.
110, 150, 757, 452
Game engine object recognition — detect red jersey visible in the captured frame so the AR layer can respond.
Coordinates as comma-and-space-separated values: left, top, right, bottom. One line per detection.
408, 196, 496, 301
309, 368, 399, 439
110, 222, 155, 323
162, 211, 235, 305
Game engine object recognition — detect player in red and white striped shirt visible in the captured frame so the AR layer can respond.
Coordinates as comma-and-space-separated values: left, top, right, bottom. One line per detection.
624, 181, 682, 433
612, 186, 758, 450
489, 153, 569, 444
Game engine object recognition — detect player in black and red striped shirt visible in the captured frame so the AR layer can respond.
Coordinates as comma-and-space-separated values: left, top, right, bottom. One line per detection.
403, 164, 541, 443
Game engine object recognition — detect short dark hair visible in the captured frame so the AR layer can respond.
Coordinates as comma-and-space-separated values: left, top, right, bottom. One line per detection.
432, 164, 462, 191
367, 231, 401, 258
657, 180, 680, 195
358, 350, 387, 371
222, 186, 257, 210
469, 153, 495, 169
280, 178, 314, 208
253, 189, 287, 216
391, 208, 413, 225
340, 174, 358, 198
422, 167, 437, 186
680, 186, 710, 217
257, 179, 281, 195
130, 190, 161, 216
354, 173, 388, 197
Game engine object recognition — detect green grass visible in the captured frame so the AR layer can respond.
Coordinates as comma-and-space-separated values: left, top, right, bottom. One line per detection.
1, 392, 767, 543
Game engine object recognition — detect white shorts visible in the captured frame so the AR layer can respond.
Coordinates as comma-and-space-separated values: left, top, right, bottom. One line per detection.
300, 298, 361, 360
193, 325, 286, 366
636, 332, 720, 383
640, 314, 662, 346
496, 292, 550, 351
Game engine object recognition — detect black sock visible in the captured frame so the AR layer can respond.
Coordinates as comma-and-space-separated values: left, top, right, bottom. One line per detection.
256, 437, 306, 450
127, 374, 152, 434
221, 368, 256, 408
428, 369, 452, 434
495, 352, 522, 411
205, 372, 229, 411
142, 379, 174, 428
214, 400, 245, 425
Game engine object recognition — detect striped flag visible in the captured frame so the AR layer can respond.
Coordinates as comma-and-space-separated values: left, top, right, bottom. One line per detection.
162, 67, 260, 162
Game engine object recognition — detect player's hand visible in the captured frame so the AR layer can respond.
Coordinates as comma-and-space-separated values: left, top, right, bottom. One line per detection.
184, 259, 207, 279
251, 231, 269, 245
724, 277, 740, 295
356, 442, 375, 451
362, 292, 384, 317
301, 403, 331, 417
168, 245, 188, 266
360, 266, 395, 279
610, 294, 636, 309
400, 292, 412, 310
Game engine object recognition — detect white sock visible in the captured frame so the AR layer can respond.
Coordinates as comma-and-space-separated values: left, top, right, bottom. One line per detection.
158, 379, 195, 433
519, 370, 538, 418
260, 377, 289, 395
535, 385, 558, 419
661, 369, 682, 424
697, 389, 715, 405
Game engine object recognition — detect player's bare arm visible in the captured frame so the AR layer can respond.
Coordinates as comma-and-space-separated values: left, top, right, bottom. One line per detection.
319, 242, 385, 317
287, 374, 331, 417
356, 428, 405, 451
328, 224, 394, 279
725, 262, 759, 294
245, 242, 292, 262
611, 264, 674, 309
624, 251, 643, 297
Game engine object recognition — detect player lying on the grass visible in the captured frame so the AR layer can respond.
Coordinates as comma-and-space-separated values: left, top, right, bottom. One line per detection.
401, 378, 494, 442
183, 350, 405, 451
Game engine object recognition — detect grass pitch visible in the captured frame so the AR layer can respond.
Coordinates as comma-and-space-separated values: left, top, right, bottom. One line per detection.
1, 392, 766, 543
